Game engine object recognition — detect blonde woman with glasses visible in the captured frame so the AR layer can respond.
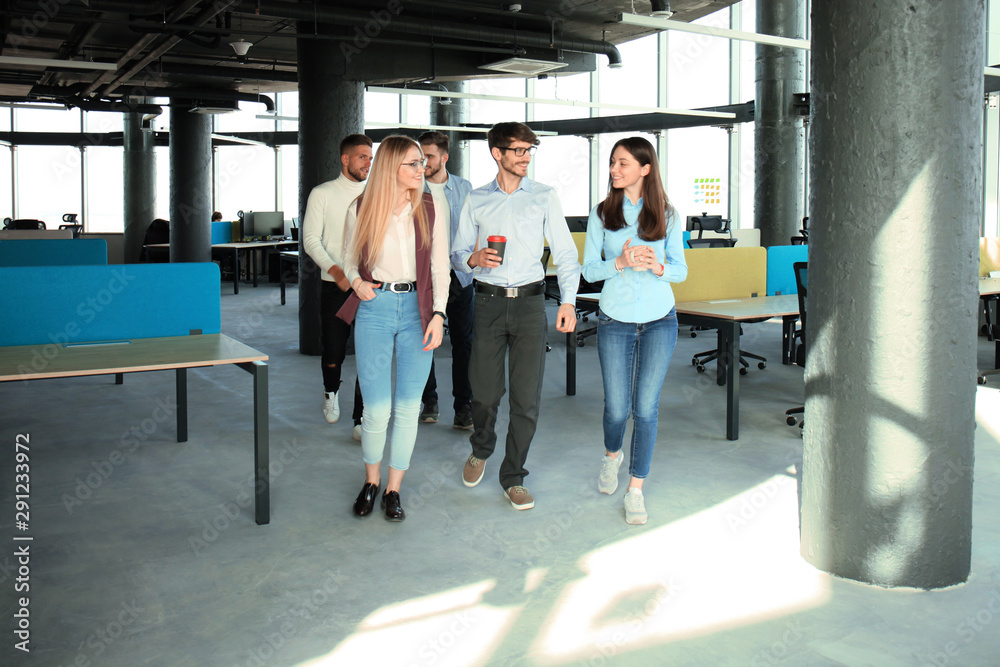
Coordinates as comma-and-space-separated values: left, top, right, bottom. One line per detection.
337, 135, 449, 521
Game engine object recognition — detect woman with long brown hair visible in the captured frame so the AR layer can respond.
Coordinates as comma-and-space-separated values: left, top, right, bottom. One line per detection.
581, 136, 688, 525
338, 135, 449, 521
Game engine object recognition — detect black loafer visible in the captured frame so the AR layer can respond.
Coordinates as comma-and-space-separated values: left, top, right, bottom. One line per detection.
353, 482, 380, 517
381, 490, 406, 522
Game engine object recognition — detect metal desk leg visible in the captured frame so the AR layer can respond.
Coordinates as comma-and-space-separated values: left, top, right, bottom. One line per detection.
723, 321, 740, 440
176, 367, 188, 442
251, 249, 258, 288
279, 266, 286, 305
782, 315, 797, 365
239, 360, 270, 525
566, 330, 576, 396
232, 249, 240, 294
715, 328, 727, 386
115, 373, 123, 384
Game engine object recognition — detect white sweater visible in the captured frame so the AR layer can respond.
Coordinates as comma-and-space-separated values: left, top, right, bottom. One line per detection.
302, 174, 366, 282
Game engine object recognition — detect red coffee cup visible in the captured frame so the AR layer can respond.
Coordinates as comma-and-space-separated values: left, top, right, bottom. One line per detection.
487, 235, 507, 263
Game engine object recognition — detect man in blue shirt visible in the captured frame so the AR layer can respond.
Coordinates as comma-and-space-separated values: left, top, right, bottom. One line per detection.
417, 131, 475, 429
451, 122, 580, 510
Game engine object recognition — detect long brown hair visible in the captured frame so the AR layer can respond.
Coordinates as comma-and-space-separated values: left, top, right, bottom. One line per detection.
596, 137, 671, 241
348, 135, 429, 270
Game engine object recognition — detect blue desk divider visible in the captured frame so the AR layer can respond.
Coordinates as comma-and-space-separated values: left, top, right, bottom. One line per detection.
0, 238, 107, 266
766, 245, 809, 295
211, 221, 233, 244
0, 263, 221, 347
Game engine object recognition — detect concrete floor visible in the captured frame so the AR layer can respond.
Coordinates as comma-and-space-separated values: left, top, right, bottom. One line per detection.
2, 282, 999, 667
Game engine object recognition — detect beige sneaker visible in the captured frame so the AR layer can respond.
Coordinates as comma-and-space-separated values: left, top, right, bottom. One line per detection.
624, 488, 647, 525
504, 485, 534, 510
352, 420, 362, 442
462, 454, 486, 487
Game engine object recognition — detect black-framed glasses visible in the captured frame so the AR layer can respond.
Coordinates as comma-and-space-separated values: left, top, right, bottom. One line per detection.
401, 158, 428, 170
497, 146, 537, 157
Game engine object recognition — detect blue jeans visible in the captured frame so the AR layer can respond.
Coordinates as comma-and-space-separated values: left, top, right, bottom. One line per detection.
354, 290, 433, 471
597, 308, 678, 479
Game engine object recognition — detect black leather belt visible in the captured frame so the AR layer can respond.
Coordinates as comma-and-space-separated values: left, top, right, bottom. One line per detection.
379, 281, 416, 293
474, 281, 545, 298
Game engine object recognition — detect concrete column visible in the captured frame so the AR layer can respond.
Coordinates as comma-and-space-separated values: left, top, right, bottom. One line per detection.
123, 111, 155, 264
754, 0, 806, 247
802, 0, 984, 589
168, 107, 212, 263
433, 81, 468, 178
297, 28, 364, 355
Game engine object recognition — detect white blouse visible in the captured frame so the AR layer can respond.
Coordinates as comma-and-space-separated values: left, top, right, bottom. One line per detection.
344, 198, 450, 314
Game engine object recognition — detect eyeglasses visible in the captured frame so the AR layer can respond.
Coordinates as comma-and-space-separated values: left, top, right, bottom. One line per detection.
497, 146, 537, 157
401, 159, 428, 170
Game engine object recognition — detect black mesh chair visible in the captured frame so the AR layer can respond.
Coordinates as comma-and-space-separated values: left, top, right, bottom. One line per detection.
3, 218, 46, 230
785, 261, 808, 428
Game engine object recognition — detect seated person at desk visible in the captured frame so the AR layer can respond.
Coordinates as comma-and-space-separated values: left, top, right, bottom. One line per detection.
582, 136, 687, 525
212, 211, 223, 222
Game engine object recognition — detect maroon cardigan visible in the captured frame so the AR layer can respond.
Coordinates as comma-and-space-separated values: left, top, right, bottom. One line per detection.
336, 192, 436, 330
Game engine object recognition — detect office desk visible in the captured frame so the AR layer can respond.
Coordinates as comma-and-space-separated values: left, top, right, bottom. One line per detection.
212, 240, 297, 294
279, 251, 298, 305
981, 277, 1000, 378
564, 294, 798, 439
676, 295, 799, 440
0, 333, 271, 524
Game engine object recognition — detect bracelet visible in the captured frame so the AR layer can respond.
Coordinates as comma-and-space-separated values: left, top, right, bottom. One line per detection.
615, 257, 624, 275
432, 311, 446, 322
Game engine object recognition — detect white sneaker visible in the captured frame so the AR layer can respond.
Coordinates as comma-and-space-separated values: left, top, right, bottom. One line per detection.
323, 391, 340, 424
352, 421, 362, 442
624, 488, 647, 525
598, 452, 624, 494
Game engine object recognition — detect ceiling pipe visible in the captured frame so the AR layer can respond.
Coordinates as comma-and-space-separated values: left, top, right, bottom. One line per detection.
99, 0, 241, 97
246, 0, 623, 68
80, 0, 203, 98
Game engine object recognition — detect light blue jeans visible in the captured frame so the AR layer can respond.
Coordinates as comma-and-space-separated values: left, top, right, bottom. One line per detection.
354, 290, 432, 471
597, 308, 678, 479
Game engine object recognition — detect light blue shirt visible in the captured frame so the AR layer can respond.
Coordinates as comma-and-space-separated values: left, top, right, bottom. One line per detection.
452, 177, 580, 305
581, 197, 687, 323
425, 171, 474, 287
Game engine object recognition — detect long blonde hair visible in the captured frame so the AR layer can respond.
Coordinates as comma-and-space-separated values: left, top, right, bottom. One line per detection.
348, 135, 430, 271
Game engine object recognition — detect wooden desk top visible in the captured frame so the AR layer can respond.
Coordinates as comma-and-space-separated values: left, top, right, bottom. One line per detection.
676, 293, 800, 321
0, 333, 267, 381
146, 240, 296, 249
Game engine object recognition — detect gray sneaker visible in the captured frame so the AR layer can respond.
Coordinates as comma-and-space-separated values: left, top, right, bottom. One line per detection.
624, 488, 647, 525
598, 452, 624, 494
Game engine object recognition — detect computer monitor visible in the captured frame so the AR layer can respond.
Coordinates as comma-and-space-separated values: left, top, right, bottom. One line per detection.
247, 211, 284, 239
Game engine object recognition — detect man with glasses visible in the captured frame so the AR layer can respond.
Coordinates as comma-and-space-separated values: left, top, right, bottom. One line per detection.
416, 131, 475, 429
302, 133, 371, 439
451, 122, 579, 511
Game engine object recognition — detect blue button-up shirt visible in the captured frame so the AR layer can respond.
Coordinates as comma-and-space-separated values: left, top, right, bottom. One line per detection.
581, 197, 687, 323
452, 177, 580, 305
425, 171, 474, 287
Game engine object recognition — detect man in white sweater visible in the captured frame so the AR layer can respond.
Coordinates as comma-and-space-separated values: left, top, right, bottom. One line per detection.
302, 134, 372, 436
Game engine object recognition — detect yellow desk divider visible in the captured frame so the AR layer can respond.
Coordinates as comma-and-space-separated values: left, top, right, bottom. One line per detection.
671, 246, 768, 303
981, 237, 1000, 277
547, 231, 587, 269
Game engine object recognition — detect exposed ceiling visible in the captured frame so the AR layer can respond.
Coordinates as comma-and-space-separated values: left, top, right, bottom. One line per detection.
0, 0, 739, 112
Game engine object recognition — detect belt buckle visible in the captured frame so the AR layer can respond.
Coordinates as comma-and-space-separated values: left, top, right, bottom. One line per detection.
390, 282, 410, 293
504, 287, 518, 298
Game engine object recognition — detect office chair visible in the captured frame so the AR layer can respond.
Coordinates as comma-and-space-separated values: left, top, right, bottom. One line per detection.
3, 218, 46, 230
141, 218, 170, 263
785, 261, 808, 428
687, 237, 735, 249
791, 216, 809, 245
